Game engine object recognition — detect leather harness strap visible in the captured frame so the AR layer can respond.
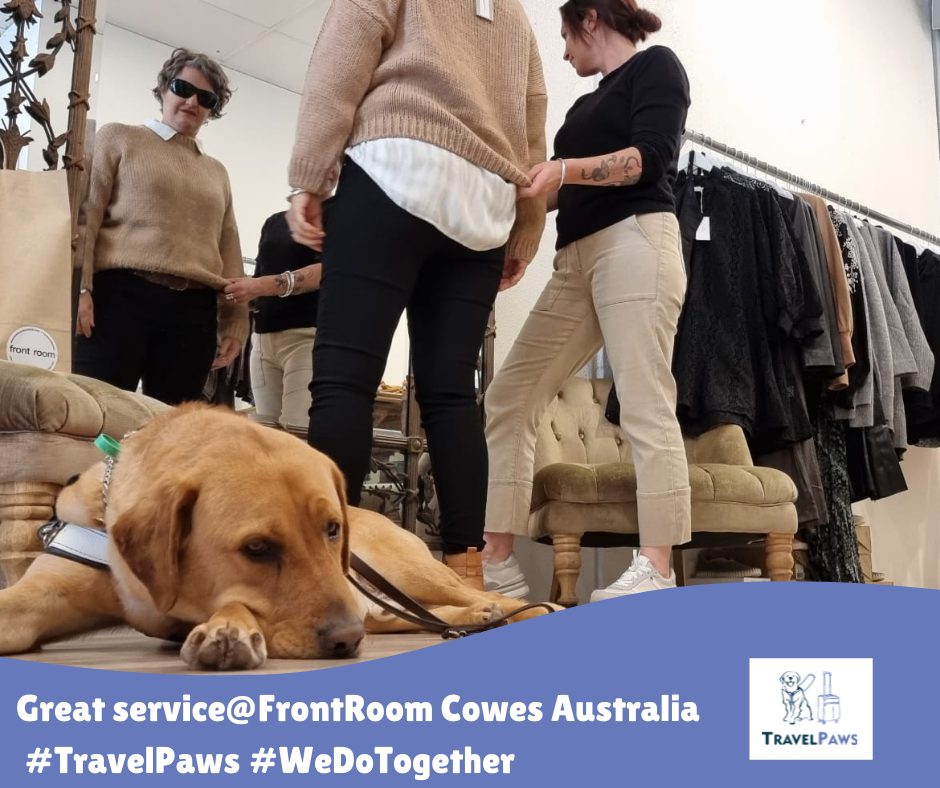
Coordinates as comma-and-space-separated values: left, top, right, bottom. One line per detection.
348, 553, 556, 639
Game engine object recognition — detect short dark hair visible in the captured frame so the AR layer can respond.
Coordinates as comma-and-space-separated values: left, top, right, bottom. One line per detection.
559, 0, 662, 45
153, 48, 232, 120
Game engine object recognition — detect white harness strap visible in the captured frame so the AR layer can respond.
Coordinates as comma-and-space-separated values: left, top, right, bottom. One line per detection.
39, 521, 110, 570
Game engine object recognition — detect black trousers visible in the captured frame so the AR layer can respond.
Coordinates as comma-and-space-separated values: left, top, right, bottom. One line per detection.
308, 160, 504, 554
73, 269, 218, 406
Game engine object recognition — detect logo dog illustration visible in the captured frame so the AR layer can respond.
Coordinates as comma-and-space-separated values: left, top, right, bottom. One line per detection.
780, 671, 815, 724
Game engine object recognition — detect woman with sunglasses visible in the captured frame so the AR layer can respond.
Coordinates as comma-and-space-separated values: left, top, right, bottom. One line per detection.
287, 0, 547, 589
74, 48, 247, 406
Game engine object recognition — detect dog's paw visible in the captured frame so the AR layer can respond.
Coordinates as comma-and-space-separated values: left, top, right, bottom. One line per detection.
468, 601, 504, 624
181, 619, 267, 671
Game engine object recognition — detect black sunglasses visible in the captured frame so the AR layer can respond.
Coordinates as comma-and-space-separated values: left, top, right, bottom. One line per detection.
168, 78, 219, 110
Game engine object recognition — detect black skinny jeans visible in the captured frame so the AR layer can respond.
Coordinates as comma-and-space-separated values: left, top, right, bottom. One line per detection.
308, 160, 504, 555
73, 269, 218, 406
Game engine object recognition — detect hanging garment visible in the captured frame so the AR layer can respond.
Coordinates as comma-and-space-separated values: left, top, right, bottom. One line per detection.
673, 169, 822, 454
827, 209, 871, 414
907, 250, 940, 446
672, 168, 812, 451
754, 342, 828, 527
856, 223, 919, 449
801, 194, 855, 390
836, 214, 890, 430
782, 196, 841, 379
803, 407, 863, 583
896, 237, 935, 425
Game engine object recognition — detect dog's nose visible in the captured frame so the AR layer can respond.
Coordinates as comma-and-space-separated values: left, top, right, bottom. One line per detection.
317, 619, 365, 659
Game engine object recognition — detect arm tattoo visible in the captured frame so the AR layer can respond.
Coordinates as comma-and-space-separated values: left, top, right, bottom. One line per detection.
273, 273, 288, 294
603, 155, 643, 187
292, 272, 306, 294
581, 155, 616, 183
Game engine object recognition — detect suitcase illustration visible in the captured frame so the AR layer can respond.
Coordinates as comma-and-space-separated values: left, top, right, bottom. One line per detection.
818, 672, 841, 724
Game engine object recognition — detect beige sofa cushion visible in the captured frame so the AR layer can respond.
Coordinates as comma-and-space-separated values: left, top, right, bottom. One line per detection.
0, 361, 167, 438
533, 462, 797, 508
0, 360, 169, 484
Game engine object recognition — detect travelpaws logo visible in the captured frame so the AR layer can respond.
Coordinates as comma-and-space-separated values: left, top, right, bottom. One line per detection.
749, 658, 873, 760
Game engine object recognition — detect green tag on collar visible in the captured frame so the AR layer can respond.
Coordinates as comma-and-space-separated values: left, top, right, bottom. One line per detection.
94, 433, 121, 459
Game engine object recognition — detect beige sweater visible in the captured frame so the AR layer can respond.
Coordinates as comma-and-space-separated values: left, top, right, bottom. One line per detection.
78, 123, 248, 342
289, 0, 547, 262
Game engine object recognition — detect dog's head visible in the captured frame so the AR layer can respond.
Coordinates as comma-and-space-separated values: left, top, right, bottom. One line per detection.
780, 671, 801, 690
59, 405, 364, 659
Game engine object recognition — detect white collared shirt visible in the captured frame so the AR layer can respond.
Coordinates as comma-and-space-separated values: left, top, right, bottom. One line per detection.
144, 118, 205, 153
346, 138, 516, 252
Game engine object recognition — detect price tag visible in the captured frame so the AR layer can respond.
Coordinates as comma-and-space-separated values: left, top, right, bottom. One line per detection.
476, 0, 494, 21
696, 216, 711, 242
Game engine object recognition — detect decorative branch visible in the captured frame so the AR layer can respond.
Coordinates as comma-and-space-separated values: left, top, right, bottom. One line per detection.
0, 0, 93, 171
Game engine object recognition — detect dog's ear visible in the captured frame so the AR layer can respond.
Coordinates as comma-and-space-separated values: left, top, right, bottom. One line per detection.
110, 476, 198, 614
330, 462, 351, 575
780, 675, 787, 685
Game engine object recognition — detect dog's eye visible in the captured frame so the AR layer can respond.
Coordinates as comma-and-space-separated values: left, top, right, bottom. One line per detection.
241, 540, 281, 563
326, 521, 341, 541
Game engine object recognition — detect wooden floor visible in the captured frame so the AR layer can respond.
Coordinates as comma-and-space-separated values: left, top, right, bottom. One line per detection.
6, 630, 446, 675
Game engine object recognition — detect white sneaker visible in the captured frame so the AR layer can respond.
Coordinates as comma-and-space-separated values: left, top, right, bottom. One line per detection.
590, 555, 676, 602
483, 555, 530, 599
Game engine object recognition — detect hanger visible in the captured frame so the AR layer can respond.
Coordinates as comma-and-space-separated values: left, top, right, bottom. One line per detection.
677, 144, 721, 174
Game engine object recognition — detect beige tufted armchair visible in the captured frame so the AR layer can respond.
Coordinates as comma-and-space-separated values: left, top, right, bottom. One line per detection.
529, 378, 799, 606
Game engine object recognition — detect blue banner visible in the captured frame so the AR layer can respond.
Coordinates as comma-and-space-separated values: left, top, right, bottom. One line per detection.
1, 583, 936, 785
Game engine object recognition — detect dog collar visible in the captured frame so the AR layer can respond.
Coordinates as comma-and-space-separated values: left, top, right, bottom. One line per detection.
95, 429, 137, 525
38, 521, 110, 570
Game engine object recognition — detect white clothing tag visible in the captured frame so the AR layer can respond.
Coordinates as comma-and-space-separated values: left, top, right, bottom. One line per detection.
475, 0, 494, 21
696, 216, 711, 242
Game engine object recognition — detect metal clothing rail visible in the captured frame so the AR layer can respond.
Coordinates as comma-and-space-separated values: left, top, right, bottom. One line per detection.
682, 128, 940, 247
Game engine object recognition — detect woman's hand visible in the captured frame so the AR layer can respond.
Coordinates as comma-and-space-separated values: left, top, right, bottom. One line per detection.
517, 160, 564, 200
224, 277, 265, 305
287, 192, 326, 251
499, 257, 530, 292
75, 291, 95, 338
211, 337, 243, 370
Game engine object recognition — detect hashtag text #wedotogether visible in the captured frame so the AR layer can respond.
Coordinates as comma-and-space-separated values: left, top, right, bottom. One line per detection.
28, 746, 515, 778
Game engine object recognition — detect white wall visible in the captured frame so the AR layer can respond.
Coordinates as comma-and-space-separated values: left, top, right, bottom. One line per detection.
508, 0, 940, 596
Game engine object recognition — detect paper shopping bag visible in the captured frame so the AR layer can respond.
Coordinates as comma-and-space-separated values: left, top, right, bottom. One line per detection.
0, 169, 72, 372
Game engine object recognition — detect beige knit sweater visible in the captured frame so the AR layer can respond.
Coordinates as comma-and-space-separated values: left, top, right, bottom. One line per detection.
289, 0, 547, 262
78, 123, 248, 342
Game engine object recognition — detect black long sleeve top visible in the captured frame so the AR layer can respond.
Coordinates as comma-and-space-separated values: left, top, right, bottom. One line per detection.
553, 45, 691, 250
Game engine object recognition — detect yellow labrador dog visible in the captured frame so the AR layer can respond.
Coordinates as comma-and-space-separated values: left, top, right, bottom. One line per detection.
0, 405, 554, 670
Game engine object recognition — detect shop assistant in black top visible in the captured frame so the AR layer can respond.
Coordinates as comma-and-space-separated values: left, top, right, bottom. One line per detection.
252, 211, 320, 334
553, 45, 690, 250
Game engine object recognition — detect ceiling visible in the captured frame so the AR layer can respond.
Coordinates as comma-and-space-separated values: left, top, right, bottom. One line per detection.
103, 0, 330, 93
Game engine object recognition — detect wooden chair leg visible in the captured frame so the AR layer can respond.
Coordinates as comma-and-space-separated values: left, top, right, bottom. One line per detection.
0, 482, 61, 589
765, 533, 794, 581
551, 534, 582, 607
673, 547, 687, 587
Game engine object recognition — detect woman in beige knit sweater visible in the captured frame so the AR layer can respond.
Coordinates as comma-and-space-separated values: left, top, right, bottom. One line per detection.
74, 48, 248, 406
286, 0, 547, 588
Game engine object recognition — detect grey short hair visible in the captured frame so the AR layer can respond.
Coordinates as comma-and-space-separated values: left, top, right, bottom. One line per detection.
153, 48, 232, 120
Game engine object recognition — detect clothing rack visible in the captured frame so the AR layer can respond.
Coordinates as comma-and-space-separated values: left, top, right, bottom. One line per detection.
682, 128, 940, 248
